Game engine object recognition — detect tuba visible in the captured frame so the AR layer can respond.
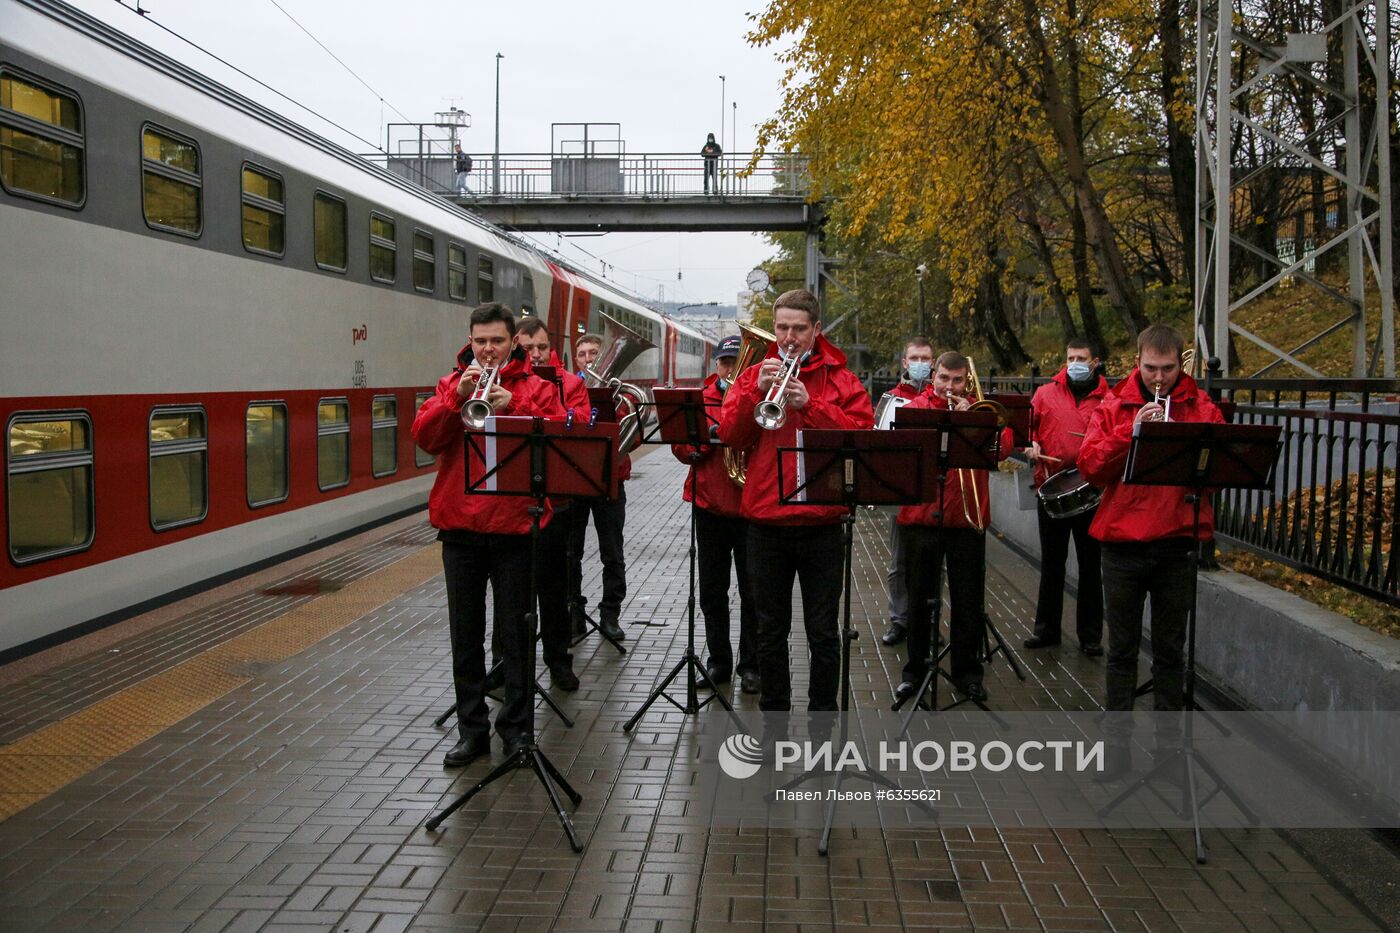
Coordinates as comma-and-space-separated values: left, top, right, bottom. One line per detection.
722, 322, 774, 486
583, 311, 655, 454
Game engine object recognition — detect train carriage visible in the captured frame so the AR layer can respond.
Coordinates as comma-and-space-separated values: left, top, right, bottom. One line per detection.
0, 0, 713, 657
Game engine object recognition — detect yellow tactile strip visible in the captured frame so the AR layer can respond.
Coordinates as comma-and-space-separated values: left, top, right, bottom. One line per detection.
0, 545, 442, 823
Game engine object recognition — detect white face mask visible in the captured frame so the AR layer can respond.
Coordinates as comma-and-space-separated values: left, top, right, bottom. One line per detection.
1066, 361, 1093, 382
906, 361, 932, 384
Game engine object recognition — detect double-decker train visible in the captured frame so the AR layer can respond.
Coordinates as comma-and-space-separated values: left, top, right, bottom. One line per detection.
0, 0, 713, 658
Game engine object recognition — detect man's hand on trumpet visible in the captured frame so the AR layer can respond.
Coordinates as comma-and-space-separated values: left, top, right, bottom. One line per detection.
756, 357, 784, 393
782, 376, 809, 411
457, 363, 488, 399
1134, 401, 1167, 424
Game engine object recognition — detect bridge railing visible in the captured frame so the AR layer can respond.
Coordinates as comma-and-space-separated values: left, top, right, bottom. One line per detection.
981, 370, 1400, 607
359, 152, 812, 199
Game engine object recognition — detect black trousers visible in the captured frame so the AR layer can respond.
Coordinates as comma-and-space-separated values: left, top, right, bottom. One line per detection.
901, 525, 986, 684
1101, 539, 1195, 726
441, 533, 535, 744
748, 523, 844, 711
569, 487, 627, 624
703, 159, 718, 192
1032, 501, 1104, 645
696, 506, 757, 675
491, 505, 572, 670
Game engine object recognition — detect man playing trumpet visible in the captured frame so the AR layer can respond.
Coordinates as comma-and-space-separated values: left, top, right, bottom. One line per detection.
718, 289, 874, 712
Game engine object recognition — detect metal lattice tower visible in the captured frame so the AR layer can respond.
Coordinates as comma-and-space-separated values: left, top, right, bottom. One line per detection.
1195, 0, 1394, 377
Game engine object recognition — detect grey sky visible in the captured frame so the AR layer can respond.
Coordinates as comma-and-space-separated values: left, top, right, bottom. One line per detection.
72, 0, 790, 305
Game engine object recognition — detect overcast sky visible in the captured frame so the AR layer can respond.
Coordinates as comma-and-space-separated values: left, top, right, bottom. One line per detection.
71, 0, 791, 306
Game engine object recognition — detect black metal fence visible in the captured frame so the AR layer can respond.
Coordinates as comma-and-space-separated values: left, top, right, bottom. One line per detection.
977, 368, 1400, 608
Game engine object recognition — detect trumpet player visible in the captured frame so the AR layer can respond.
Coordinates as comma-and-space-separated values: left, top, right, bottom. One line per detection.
670, 336, 759, 693
1024, 338, 1107, 656
879, 336, 936, 648
718, 289, 874, 712
1078, 324, 1223, 779
894, 352, 1015, 706
568, 333, 629, 642
412, 304, 566, 767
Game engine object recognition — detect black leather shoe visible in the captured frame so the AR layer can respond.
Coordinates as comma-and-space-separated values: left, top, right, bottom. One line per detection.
881, 623, 907, 646
549, 664, 579, 692
954, 679, 988, 703
482, 666, 505, 694
443, 734, 489, 767
894, 681, 920, 702
1023, 634, 1060, 649
571, 616, 588, 639
1093, 744, 1133, 783
703, 664, 731, 688
600, 619, 626, 641
1079, 642, 1105, 657
740, 671, 761, 694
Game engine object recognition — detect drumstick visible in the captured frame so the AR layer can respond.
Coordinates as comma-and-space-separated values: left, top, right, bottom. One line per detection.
1032, 452, 1062, 462
1068, 431, 1085, 437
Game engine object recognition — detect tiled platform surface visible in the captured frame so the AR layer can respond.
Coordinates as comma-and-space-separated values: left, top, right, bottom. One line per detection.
0, 451, 1391, 932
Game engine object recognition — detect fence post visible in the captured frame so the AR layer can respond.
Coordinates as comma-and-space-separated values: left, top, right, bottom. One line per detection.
1200, 356, 1223, 570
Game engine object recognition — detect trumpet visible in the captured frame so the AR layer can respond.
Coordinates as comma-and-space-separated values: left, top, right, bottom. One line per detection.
461, 361, 500, 430
1151, 381, 1172, 422
754, 345, 801, 430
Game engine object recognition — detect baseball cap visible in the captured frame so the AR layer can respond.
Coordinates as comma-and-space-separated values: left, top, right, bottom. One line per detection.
716, 335, 741, 359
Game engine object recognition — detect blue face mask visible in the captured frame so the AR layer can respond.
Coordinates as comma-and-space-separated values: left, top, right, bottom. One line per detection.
780, 347, 813, 365
906, 361, 932, 384
716, 376, 729, 391
1066, 361, 1093, 382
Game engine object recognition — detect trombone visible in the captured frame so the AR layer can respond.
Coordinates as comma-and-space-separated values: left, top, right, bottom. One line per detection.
954, 356, 1008, 531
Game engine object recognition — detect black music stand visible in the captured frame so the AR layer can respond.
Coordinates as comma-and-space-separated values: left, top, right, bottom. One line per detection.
1098, 420, 1280, 864
888, 408, 1019, 717
624, 388, 741, 730
425, 417, 616, 852
776, 429, 932, 856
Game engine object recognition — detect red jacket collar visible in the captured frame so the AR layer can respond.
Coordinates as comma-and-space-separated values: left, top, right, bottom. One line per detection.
1115, 368, 1201, 404
1051, 367, 1109, 398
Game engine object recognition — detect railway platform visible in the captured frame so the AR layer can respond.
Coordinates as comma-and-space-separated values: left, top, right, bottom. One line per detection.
0, 449, 1395, 932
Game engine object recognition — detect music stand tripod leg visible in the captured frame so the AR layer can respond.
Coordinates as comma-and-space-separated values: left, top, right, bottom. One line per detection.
625, 462, 738, 732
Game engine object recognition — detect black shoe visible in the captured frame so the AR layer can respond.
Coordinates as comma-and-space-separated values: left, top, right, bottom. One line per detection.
600, 619, 626, 641
882, 623, 907, 646
1079, 642, 1104, 657
703, 664, 731, 688
953, 678, 988, 703
1093, 744, 1133, 783
894, 681, 920, 702
571, 616, 588, 639
1023, 634, 1061, 649
740, 671, 761, 694
443, 734, 489, 767
549, 664, 579, 692
482, 666, 505, 694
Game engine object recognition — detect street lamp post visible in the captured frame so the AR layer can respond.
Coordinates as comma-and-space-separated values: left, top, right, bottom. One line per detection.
719, 75, 726, 152
731, 101, 737, 158
493, 52, 503, 196
915, 263, 928, 336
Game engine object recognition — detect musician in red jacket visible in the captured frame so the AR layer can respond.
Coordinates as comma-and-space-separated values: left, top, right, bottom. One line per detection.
671, 335, 759, 693
1078, 324, 1224, 777
511, 316, 589, 690
880, 336, 936, 648
412, 304, 567, 767
719, 289, 874, 712
894, 352, 1015, 705
1025, 338, 1108, 655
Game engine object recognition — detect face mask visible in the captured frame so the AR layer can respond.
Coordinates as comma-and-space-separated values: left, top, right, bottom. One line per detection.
716, 377, 729, 391
906, 361, 932, 384
1067, 361, 1092, 382
780, 347, 813, 365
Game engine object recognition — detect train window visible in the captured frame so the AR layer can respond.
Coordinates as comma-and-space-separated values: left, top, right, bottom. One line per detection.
447, 244, 468, 301
141, 124, 201, 236
241, 164, 284, 257
0, 70, 84, 207
369, 212, 396, 284
478, 255, 494, 302
149, 408, 207, 531
6, 413, 94, 564
371, 396, 398, 478
414, 392, 434, 466
313, 191, 347, 272
246, 403, 288, 507
413, 230, 436, 294
317, 398, 350, 490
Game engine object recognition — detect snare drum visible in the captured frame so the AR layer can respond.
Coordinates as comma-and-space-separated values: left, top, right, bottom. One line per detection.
1036, 467, 1102, 520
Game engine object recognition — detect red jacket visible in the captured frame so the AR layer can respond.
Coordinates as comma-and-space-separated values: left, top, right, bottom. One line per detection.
413, 345, 567, 535
896, 391, 1015, 530
889, 380, 926, 402
718, 334, 874, 525
671, 373, 743, 517
1078, 370, 1224, 543
1030, 369, 1109, 488
541, 350, 592, 421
